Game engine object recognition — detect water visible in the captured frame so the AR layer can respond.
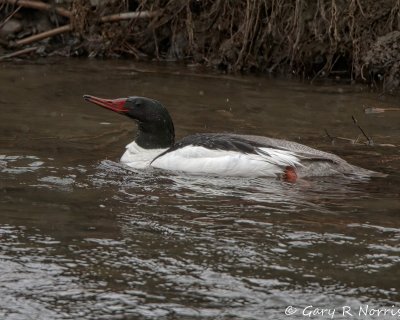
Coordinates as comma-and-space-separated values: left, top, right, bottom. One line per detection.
1, 60, 399, 319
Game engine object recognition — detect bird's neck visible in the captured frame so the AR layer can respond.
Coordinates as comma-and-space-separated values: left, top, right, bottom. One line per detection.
135, 122, 175, 149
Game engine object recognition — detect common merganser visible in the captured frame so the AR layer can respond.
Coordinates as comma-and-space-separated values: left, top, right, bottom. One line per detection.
83, 95, 383, 182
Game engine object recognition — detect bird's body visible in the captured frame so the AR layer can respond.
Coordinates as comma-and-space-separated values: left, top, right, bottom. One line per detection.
120, 133, 376, 179
83, 95, 383, 181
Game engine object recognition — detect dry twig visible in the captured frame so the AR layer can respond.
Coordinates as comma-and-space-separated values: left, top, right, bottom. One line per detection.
14, 25, 71, 46
12, 10, 157, 47
352, 115, 373, 145
364, 106, 400, 114
100, 11, 157, 23
0, 46, 37, 60
0, 0, 71, 18
0, 4, 21, 30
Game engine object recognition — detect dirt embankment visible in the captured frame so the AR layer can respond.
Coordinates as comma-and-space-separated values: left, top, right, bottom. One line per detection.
1, 0, 400, 92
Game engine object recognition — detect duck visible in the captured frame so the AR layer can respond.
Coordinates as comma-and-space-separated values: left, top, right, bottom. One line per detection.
83, 95, 383, 182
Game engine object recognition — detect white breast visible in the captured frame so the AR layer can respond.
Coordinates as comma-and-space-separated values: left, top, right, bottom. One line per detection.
151, 146, 301, 177
120, 141, 167, 169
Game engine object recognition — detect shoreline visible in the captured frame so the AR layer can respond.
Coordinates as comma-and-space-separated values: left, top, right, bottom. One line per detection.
1, 0, 400, 94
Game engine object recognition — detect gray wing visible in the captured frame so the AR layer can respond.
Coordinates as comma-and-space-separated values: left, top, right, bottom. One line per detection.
227, 134, 347, 163
225, 134, 383, 177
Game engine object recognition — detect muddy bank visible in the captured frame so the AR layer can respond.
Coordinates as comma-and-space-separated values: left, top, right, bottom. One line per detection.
1, 0, 400, 92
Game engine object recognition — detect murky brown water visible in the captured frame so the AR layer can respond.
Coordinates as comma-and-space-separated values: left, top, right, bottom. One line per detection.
1, 60, 399, 320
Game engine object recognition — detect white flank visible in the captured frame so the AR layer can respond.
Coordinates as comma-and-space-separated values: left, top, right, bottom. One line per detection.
120, 141, 167, 169
151, 146, 301, 177
256, 147, 302, 167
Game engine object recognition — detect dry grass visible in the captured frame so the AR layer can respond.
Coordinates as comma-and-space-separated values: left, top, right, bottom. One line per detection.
110, 0, 399, 90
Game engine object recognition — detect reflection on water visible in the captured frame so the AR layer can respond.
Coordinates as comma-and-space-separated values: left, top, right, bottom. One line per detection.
0, 60, 399, 319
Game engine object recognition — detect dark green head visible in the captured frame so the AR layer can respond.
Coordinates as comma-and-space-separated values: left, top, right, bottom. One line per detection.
84, 95, 175, 149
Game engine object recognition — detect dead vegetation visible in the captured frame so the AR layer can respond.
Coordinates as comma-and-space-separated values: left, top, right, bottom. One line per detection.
1, 0, 400, 91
